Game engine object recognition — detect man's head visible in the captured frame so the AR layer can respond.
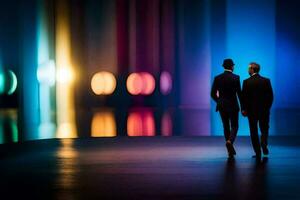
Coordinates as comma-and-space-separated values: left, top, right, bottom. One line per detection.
222, 58, 235, 71
248, 62, 260, 76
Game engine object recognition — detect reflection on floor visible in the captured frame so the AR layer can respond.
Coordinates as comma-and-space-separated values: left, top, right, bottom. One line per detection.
1, 108, 300, 144
0, 137, 300, 199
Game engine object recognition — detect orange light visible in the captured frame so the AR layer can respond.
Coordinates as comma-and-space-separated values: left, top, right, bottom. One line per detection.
126, 72, 155, 95
126, 73, 143, 95
91, 71, 117, 95
91, 112, 117, 137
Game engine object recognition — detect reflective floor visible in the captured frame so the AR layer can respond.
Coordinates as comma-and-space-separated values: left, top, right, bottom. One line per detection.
1, 107, 300, 144
0, 137, 300, 199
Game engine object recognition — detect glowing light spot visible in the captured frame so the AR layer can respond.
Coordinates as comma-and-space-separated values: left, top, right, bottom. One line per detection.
0, 72, 5, 94
0, 109, 18, 144
91, 111, 117, 137
160, 71, 172, 95
161, 111, 173, 136
91, 71, 117, 95
56, 67, 75, 84
127, 73, 143, 95
37, 60, 56, 86
7, 70, 17, 95
55, 0, 77, 139
0, 56, 4, 94
127, 109, 155, 136
126, 72, 156, 95
140, 72, 155, 95
57, 122, 77, 139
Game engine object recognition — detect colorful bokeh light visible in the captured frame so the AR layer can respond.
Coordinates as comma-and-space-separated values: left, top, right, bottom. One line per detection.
91, 111, 117, 137
55, 0, 77, 138
126, 72, 155, 95
37, 60, 56, 86
0, 69, 18, 96
91, 71, 117, 95
160, 71, 172, 95
127, 109, 155, 136
6, 70, 17, 95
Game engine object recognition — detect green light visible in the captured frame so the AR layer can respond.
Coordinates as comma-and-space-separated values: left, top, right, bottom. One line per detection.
11, 121, 18, 143
0, 72, 5, 94
0, 56, 4, 94
7, 70, 17, 95
0, 110, 18, 144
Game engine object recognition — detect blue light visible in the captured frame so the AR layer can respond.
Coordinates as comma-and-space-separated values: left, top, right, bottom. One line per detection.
211, 0, 276, 136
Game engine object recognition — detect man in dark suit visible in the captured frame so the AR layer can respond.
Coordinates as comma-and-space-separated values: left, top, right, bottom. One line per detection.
211, 58, 242, 157
242, 62, 273, 158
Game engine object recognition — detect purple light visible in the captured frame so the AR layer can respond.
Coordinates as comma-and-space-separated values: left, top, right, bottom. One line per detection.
160, 71, 172, 95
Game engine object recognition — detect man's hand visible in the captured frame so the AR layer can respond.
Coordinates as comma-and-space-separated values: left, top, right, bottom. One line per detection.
242, 110, 247, 117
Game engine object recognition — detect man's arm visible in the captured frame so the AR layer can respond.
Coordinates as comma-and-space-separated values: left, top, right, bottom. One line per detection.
237, 76, 243, 110
211, 77, 219, 103
241, 80, 248, 115
266, 79, 274, 109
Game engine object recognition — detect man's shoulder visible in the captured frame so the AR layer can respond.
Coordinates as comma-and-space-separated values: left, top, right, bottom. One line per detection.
214, 73, 224, 80
259, 75, 270, 81
215, 72, 239, 79
232, 73, 240, 79
243, 77, 251, 83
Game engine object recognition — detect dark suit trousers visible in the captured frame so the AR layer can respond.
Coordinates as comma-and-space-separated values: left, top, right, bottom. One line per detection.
219, 110, 239, 143
248, 113, 270, 155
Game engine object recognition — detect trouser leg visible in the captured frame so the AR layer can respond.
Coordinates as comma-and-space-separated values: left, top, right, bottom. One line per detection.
229, 111, 239, 144
220, 111, 230, 141
259, 113, 270, 147
248, 116, 261, 155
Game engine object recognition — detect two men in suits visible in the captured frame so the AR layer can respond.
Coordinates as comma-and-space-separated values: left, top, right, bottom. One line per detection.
242, 62, 274, 158
211, 59, 273, 158
211, 59, 242, 157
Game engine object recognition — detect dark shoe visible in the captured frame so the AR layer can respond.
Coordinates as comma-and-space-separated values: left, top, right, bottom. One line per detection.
232, 145, 236, 155
261, 145, 269, 155
226, 141, 235, 157
252, 153, 262, 160
228, 153, 235, 158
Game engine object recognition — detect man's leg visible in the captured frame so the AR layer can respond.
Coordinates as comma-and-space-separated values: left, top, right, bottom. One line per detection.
220, 111, 235, 156
248, 116, 261, 156
220, 111, 230, 141
229, 111, 239, 144
259, 112, 270, 155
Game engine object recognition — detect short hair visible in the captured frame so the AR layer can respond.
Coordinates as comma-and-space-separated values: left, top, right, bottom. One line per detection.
249, 62, 260, 73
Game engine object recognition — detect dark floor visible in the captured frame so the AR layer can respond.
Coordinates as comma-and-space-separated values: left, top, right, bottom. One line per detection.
1, 136, 300, 199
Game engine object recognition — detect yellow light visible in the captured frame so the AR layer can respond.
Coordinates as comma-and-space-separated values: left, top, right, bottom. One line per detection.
91, 112, 117, 137
55, 0, 77, 138
57, 122, 77, 139
91, 71, 117, 95
56, 139, 78, 190
57, 67, 75, 84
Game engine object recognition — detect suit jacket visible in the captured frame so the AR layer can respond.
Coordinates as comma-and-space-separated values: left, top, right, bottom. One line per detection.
242, 74, 273, 117
211, 71, 242, 113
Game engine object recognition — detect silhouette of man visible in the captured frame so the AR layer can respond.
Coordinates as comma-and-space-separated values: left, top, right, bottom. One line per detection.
242, 62, 273, 158
211, 58, 242, 157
